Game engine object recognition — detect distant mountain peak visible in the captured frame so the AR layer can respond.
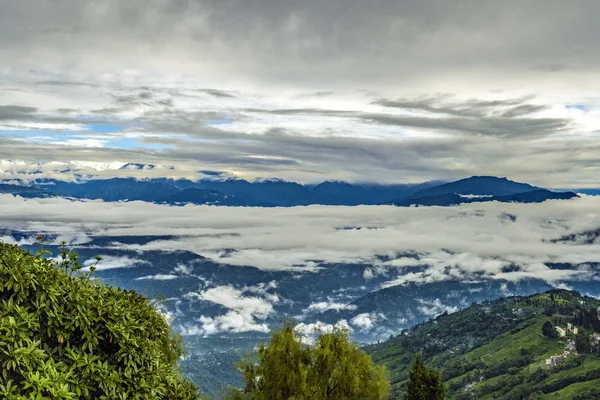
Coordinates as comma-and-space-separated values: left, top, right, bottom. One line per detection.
405, 175, 538, 198
386, 176, 580, 207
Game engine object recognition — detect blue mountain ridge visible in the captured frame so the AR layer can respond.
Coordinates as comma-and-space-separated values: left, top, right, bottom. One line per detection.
388, 177, 579, 207
0, 175, 587, 206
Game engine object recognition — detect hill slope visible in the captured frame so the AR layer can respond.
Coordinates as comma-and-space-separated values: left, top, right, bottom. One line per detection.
366, 290, 600, 400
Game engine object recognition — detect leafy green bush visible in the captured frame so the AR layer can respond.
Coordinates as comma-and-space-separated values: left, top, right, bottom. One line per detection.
0, 240, 201, 399
227, 321, 390, 400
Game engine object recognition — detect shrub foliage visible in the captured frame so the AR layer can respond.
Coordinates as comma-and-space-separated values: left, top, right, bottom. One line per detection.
0, 240, 201, 399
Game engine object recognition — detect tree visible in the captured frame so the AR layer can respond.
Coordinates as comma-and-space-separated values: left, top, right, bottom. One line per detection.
542, 321, 558, 339
0, 241, 201, 399
575, 334, 592, 354
405, 353, 446, 400
230, 322, 390, 400
307, 326, 390, 399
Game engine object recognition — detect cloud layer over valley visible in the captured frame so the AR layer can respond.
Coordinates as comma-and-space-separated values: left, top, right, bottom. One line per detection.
1, 194, 598, 286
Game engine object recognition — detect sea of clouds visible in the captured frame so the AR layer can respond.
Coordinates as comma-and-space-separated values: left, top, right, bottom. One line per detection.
0, 194, 598, 288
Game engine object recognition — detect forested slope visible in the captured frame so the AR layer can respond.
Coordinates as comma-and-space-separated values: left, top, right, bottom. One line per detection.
366, 290, 600, 399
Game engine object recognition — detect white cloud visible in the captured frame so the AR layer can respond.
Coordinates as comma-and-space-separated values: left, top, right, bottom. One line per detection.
351, 313, 376, 330
173, 263, 193, 275
416, 299, 459, 317
82, 255, 148, 271
151, 301, 176, 325
306, 301, 357, 313
194, 286, 275, 318
294, 320, 353, 344
196, 312, 270, 335
0, 235, 36, 246
0, 195, 599, 287
182, 283, 279, 335
350, 312, 388, 331
135, 274, 178, 281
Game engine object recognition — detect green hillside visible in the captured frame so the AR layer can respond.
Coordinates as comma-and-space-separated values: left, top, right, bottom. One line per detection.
366, 290, 600, 400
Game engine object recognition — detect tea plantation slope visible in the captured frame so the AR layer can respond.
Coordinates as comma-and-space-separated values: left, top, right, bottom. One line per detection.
366, 290, 600, 400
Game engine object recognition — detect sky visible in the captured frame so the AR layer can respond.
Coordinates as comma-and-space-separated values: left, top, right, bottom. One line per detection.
1, 0, 600, 187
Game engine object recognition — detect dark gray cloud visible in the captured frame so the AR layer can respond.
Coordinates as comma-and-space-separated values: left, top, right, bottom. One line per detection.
3, 1, 600, 90
241, 101, 569, 139
372, 96, 548, 119
358, 113, 569, 139
0, 105, 38, 120
198, 89, 237, 98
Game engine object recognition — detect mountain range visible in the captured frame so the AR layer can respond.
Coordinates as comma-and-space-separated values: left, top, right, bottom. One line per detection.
0, 175, 585, 207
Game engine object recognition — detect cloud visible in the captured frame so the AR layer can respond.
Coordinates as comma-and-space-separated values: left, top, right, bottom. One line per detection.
416, 299, 459, 317
306, 301, 357, 313
351, 313, 377, 330
193, 286, 275, 317
294, 320, 353, 344
182, 284, 279, 335
2, 1, 600, 93
82, 255, 148, 271
195, 312, 270, 336
152, 300, 177, 325
135, 274, 179, 281
0, 195, 599, 288
2, 3, 600, 186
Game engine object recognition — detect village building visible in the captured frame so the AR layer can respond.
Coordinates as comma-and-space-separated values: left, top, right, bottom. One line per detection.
546, 355, 563, 367
546, 337, 580, 368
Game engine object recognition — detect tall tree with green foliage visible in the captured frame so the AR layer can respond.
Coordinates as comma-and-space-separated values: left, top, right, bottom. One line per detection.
542, 320, 558, 338
229, 322, 389, 400
405, 353, 446, 400
575, 333, 592, 354
0, 240, 202, 399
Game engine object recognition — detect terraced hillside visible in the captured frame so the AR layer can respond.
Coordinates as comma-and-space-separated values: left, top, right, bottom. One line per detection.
366, 290, 600, 400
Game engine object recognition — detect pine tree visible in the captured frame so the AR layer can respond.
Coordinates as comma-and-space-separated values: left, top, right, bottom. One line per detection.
405, 353, 446, 400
